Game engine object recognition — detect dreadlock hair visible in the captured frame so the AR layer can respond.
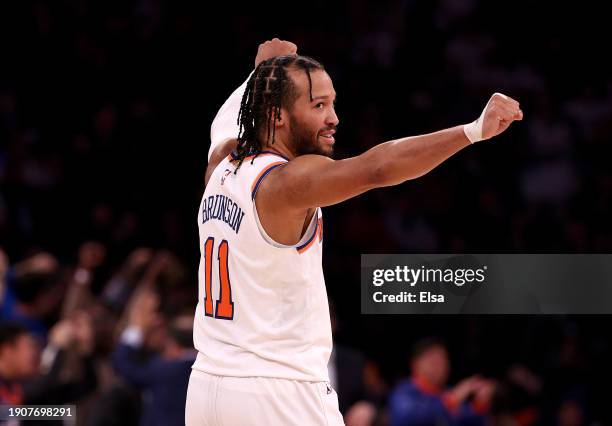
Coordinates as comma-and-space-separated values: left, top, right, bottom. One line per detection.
234, 55, 325, 171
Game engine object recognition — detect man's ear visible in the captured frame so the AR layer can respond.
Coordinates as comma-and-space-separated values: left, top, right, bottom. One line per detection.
274, 107, 288, 128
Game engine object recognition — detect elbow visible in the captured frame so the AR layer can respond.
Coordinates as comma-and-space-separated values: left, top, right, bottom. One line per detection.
368, 164, 387, 188
368, 162, 412, 188
368, 156, 396, 188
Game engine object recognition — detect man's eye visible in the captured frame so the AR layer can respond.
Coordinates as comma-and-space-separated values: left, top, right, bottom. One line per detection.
315, 103, 324, 109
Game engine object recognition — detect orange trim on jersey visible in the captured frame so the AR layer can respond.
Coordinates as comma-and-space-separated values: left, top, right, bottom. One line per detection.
317, 217, 324, 243
297, 235, 317, 253
297, 216, 320, 254
250, 161, 286, 194
230, 152, 286, 163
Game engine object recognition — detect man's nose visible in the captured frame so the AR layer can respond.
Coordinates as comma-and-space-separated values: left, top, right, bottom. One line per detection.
326, 108, 339, 127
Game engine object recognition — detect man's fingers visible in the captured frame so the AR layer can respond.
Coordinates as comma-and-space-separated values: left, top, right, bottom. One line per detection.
488, 100, 522, 123
287, 41, 298, 54
255, 38, 299, 67
491, 93, 521, 121
492, 92, 520, 108
266, 38, 296, 49
258, 38, 298, 57
278, 40, 297, 55
500, 104, 522, 121
500, 105, 523, 121
515, 109, 524, 121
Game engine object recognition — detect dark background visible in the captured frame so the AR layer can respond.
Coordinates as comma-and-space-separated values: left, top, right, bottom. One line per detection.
1, 0, 612, 424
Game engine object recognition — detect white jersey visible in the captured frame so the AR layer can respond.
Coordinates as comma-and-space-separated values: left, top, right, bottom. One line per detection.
192, 151, 332, 382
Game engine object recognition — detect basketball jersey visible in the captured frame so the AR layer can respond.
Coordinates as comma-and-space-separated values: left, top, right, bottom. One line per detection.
192, 151, 332, 382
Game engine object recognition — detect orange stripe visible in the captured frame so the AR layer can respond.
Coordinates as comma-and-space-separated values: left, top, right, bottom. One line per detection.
297, 235, 317, 253
251, 161, 286, 194
230, 152, 282, 163
297, 217, 320, 254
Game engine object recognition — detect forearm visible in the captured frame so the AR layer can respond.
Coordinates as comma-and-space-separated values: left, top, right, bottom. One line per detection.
209, 71, 253, 160
367, 125, 471, 186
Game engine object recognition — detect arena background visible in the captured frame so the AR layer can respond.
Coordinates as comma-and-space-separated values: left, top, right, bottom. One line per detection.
1, 0, 611, 424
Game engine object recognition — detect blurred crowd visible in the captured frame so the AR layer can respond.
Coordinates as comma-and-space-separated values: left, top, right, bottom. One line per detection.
0, 246, 600, 425
2, 0, 612, 424
1, 245, 196, 425
0, 246, 601, 426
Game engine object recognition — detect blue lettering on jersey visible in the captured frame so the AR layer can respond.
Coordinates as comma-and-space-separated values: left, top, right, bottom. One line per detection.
202, 194, 246, 234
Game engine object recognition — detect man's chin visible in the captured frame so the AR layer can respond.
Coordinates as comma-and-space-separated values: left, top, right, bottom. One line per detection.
316, 139, 334, 158
314, 145, 334, 158
294, 138, 334, 158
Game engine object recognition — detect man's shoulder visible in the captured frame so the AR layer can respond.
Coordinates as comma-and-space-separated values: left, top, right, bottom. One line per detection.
266, 154, 333, 183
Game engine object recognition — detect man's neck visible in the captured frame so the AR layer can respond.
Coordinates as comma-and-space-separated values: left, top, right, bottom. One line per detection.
262, 140, 295, 160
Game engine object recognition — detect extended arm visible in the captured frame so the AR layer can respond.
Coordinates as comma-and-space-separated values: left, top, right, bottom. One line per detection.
262, 93, 523, 210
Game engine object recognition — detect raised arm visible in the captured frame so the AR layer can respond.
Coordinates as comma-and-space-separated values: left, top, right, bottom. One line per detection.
261, 93, 523, 211
208, 38, 297, 161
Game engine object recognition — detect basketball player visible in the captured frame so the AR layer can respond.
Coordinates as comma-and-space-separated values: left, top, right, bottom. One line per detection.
185, 39, 522, 425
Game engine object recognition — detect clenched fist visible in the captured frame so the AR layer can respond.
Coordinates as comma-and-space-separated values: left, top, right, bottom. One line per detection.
464, 93, 523, 142
255, 38, 298, 67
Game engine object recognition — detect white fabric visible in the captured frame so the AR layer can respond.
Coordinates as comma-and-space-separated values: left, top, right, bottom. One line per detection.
208, 71, 254, 160
327, 347, 338, 391
192, 153, 332, 382
185, 369, 344, 426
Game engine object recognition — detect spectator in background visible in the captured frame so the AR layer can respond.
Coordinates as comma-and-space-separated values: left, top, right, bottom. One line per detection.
328, 300, 388, 426
0, 252, 64, 340
0, 317, 98, 408
113, 287, 196, 426
0, 322, 39, 404
388, 337, 495, 426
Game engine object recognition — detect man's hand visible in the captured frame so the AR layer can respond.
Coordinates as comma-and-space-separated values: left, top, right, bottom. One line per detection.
464, 93, 523, 143
255, 38, 297, 67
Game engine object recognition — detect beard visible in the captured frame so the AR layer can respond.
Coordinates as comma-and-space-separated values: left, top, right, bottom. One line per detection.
288, 113, 335, 158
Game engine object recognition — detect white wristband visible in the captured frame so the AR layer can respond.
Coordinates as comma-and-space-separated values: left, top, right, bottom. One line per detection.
463, 119, 483, 143
463, 99, 488, 143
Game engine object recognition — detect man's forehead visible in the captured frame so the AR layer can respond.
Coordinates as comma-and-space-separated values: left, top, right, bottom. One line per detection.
287, 68, 336, 99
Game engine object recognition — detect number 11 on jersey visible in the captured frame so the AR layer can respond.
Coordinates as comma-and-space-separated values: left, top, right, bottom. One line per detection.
203, 237, 235, 320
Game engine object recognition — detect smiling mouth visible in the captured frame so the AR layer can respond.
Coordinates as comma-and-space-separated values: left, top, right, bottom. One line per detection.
319, 129, 335, 143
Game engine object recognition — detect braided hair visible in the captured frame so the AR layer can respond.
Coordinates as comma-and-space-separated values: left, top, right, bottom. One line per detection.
234, 55, 324, 170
